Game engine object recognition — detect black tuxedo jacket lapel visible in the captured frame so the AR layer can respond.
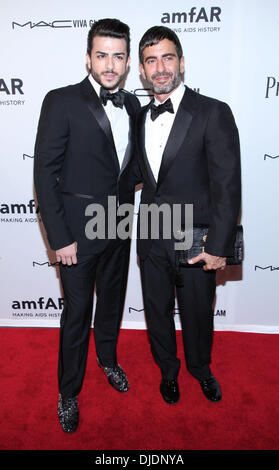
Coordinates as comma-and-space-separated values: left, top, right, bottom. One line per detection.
80, 77, 120, 173
138, 87, 197, 190
138, 103, 157, 189
119, 93, 137, 177
157, 87, 195, 189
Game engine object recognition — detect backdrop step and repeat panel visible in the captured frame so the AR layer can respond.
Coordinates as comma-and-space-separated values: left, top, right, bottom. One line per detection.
1, 0, 278, 332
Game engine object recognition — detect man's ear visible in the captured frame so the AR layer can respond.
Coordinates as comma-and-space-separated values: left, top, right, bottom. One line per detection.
180, 56, 185, 75
139, 63, 146, 80
126, 56, 131, 70
86, 53, 91, 71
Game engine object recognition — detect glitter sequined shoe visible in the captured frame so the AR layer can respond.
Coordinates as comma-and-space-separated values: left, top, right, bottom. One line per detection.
58, 394, 79, 433
97, 359, 129, 393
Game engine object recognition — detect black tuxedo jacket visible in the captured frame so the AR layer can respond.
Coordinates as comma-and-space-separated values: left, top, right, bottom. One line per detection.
34, 76, 140, 254
132, 86, 241, 260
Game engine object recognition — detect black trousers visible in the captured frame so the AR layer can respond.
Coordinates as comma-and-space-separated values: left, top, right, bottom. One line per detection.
140, 238, 216, 381
58, 238, 130, 399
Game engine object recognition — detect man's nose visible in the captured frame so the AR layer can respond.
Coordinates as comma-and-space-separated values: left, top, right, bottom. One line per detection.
106, 55, 114, 71
156, 58, 166, 73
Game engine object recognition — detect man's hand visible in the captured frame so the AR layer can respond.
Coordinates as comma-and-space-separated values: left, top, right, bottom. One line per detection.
188, 252, 226, 271
56, 242, 77, 266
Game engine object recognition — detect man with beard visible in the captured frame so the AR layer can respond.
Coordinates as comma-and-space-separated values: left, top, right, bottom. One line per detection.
34, 18, 140, 432
132, 26, 241, 405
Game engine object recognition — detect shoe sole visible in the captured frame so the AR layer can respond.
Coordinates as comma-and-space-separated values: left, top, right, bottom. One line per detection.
162, 398, 179, 405
60, 423, 79, 433
160, 389, 180, 404
108, 376, 129, 393
97, 360, 129, 392
203, 394, 222, 402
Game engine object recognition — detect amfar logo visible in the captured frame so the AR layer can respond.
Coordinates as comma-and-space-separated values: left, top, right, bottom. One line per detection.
12, 297, 64, 310
255, 265, 279, 271
264, 153, 279, 160
161, 6, 221, 23
12, 297, 64, 318
0, 78, 23, 95
0, 199, 37, 215
265, 76, 279, 98
0, 199, 39, 223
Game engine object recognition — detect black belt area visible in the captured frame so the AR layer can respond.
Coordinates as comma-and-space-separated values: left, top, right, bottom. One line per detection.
62, 191, 95, 200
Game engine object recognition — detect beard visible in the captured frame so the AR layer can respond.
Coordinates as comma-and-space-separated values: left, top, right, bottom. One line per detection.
91, 69, 125, 91
146, 71, 181, 95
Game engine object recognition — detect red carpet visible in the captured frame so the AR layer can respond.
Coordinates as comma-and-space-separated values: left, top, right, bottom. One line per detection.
0, 327, 279, 451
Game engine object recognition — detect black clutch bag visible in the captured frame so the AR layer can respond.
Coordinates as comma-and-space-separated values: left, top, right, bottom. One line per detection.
176, 225, 243, 267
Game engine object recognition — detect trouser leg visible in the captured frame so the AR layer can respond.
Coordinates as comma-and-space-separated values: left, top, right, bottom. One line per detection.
176, 267, 216, 381
58, 254, 97, 398
93, 239, 131, 367
140, 240, 181, 380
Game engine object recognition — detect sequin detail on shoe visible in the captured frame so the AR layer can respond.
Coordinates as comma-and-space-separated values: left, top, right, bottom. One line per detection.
58, 394, 79, 433
98, 361, 129, 392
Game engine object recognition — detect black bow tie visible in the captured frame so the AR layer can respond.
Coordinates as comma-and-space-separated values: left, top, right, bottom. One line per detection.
150, 98, 174, 121
100, 87, 125, 108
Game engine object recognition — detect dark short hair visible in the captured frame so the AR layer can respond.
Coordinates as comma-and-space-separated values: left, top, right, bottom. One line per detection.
139, 26, 183, 64
87, 18, 130, 57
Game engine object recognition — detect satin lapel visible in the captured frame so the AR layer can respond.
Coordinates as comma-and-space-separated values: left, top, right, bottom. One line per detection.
138, 105, 157, 189
119, 94, 134, 177
157, 88, 195, 188
119, 116, 132, 177
80, 78, 119, 173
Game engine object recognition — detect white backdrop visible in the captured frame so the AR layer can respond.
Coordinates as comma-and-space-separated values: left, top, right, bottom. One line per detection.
1, 0, 278, 332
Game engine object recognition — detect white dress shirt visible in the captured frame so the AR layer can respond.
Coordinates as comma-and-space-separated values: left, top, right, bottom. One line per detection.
145, 82, 185, 182
88, 74, 129, 170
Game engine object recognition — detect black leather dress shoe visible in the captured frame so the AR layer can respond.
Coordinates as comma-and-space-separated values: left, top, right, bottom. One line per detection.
58, 394, 79, 433
98, 359, 129, 392
160, 378, 180, 404
199, 375, 222, 402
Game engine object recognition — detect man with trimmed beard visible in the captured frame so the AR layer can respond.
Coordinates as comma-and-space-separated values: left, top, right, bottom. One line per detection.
132, 26, 241, 405
34, 18, 140, 432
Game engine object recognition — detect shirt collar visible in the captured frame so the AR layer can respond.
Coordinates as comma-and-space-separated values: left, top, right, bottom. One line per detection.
153, 81, 185, 113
